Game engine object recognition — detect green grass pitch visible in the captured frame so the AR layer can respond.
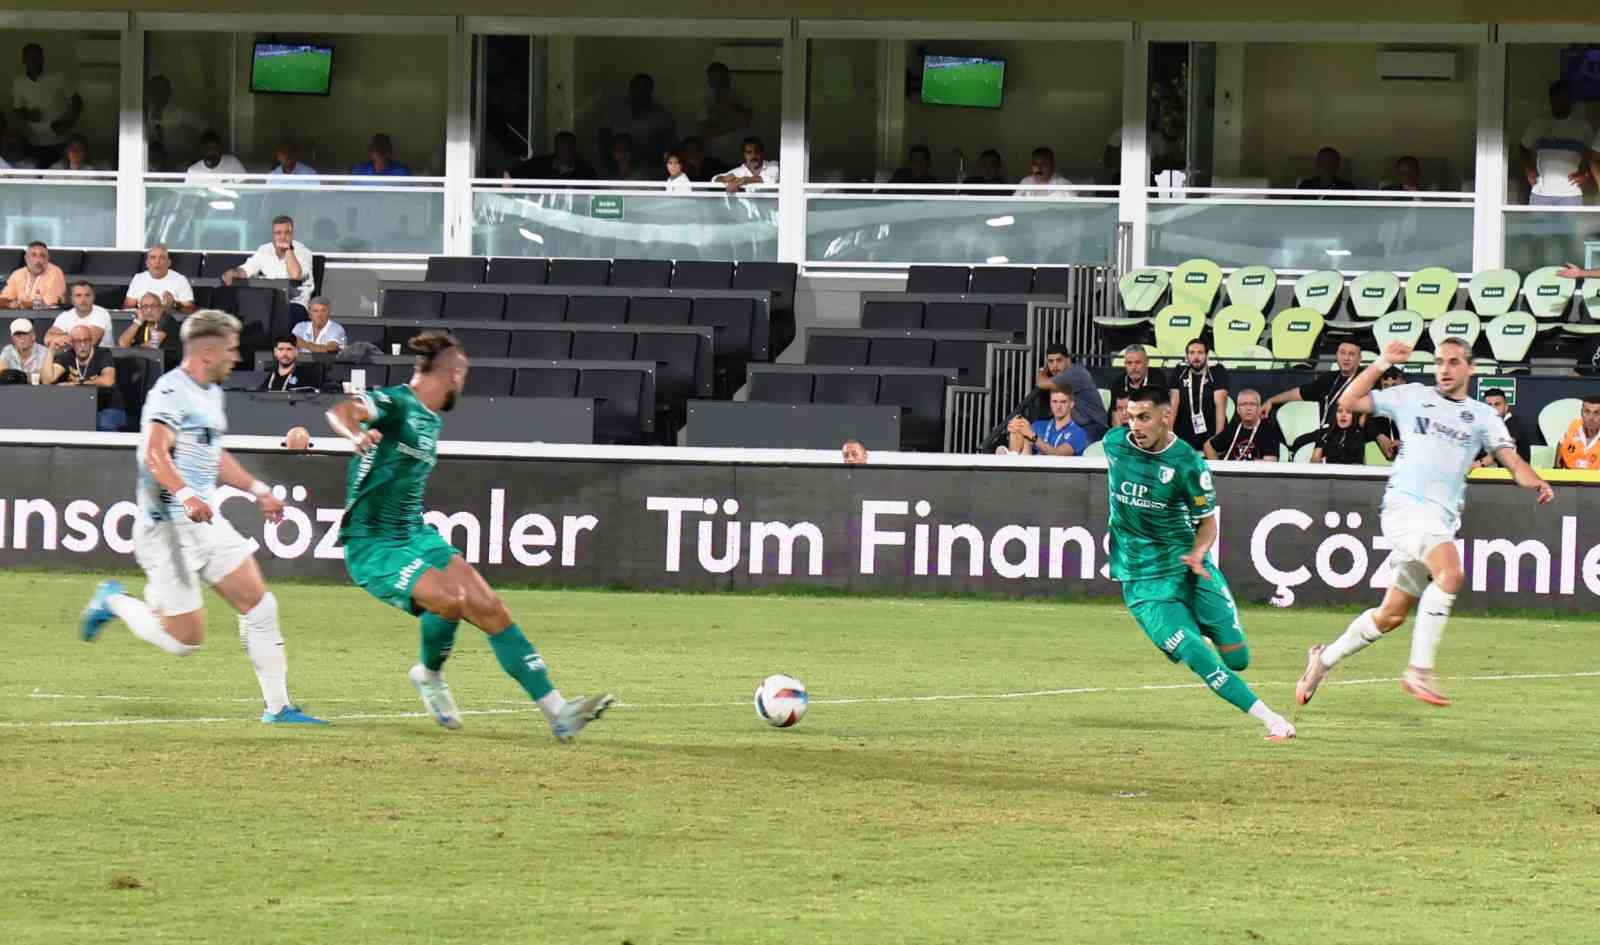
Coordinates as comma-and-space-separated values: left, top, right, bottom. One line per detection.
252, 50, 331, 94
5, 569, 1597, 943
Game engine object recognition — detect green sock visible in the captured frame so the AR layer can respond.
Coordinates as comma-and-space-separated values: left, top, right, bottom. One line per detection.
419, 613, 458, 672
487, 625, 554, 701
1217, 643, 1250, 672
1174, 636, 1258, 713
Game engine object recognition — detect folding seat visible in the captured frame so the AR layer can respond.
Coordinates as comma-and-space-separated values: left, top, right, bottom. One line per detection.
200, 253, 249, 278
571, 329, 636, 361
1151, 305, 1204, 360
1521, 266, 1576, 323
922, 301, 987, 332
634, 332, 701, 404
1293, 270, 1344, 316
1346, 271, 1400, 321
453, 328, 510, 358
342, 322, 387, 347
578, 369, 647, 441
1564, 280, 1600, 339
1483, 313, 1537, 368
49, 249, 86, 275
748, 371, 812, 403
1030, 268, 1071, 296
508, 329, 573, 359
932, 338, 991, 383
1210, 306, 1266, 360
691, 298, 755, 364
548, 258, 611, 287
877, 373, 948, 451
513, 367, 578, 398
1224, 265, 1276, 314
670, 260, 733, 289
812, 372, 879, 405
609, 259, 672, 288
1371, 311, 1425, 351
627, 296, 692, 326
905, 265, 969, 294
860, 300, 924, 330
1539, 398, 1583, 450
425, 256, 487, 283
1404, 266, 1459, 320
805, 334, 869, 365
1428, 312, 1481, 351
443, 291, 505, 320
968, 266, 1032, 295
503, 294, 567, 323
868, 336, 935, 368
1170, 258, 1223, 314
1467, 269, 1520, 316
168, 252, 203, 278
487, 258, 549, 285
1269, 308, 1325, 366
566, 295, 628, 324
80, 250, 142, 278
464, 366, 514, 396
1098, 268, 1168, 330
986, 302, 1027, 338
383, 289, 443, 319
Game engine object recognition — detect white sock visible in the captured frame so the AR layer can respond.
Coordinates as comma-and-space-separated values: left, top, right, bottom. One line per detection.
1320, 609, 1385, 668
108, 593, 199, 656
536, 690, 566, 724
1410, 585, 1456, 671
419, 665, 443, 683
1247, 699, 1285, 728
238, 592, 289, 713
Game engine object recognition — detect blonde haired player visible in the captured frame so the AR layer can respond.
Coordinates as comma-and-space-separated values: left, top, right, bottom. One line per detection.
79, 309, 325, 725
1296, 338, 1552, 707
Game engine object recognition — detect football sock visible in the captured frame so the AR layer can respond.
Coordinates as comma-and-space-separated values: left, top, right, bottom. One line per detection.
109, 593, 199, 656
1247, 699, 1287, 729
419, 613, 458, 673
1410, 586, 1456, 671
238, 592, 289, 714
1321, 609, 1384, 669
488, 625, 561, 712
1217, 643, 1250, 672
1173, 636, 1257, 713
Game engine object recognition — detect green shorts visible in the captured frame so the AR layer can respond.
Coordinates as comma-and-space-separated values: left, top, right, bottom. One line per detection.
1121, 561, 1245, 663
343, 531, 460, 616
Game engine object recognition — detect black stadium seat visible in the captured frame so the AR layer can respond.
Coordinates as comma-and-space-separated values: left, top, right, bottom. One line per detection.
509, 330, 573, 359
690, 298, 753, 359
933, 339, 991, 382
80, 250, 143, 277
487, 257, 549, 285
628, 296, 691, 326
168, 251, 203, 278
426, 256, 487, 283
200, 252, 248, 278
443, 291, 505, 320
861, 300, 924, 330
234, 286, 287, 338
579, 369, 646, 442
513, 367, 578, 398
49, 249, 86, 275
566, 295, 628, 323
634, 332, 701, 401
504, 294, 567, 323
1031, 267, 1071, 296
572, 330, 635, 361
453, 328, 511, 358
877, 373, 947, 451
806, 334, 869, 365
464, 366, 514, 396
869, 337, 935, 368
609, 259, 672, 288
813, 372, 879, 405
671, 260, 733, 290
923, 301, 988, 332
383, 289, 444, 318
344, 322, 387, 347
969, 267, 1032, 295
749, 370, 812, 403
549, 258, 611, 287
988, 302, 1028, 338
906, 265, 969, 294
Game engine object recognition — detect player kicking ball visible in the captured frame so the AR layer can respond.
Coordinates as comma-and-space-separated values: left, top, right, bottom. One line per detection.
324, 331, 613, 740
80, 310, 325, 725
1296, 338, 1552, 708
1105, 387, 1296, 742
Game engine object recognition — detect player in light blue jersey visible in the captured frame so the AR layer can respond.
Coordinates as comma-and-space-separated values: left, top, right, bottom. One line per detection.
78, 310, 325, 724
1297, 338, 1552, 707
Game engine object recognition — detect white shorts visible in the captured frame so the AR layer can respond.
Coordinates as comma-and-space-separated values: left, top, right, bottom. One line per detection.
132, 516, 257, 616
1381, 507, 1457, 598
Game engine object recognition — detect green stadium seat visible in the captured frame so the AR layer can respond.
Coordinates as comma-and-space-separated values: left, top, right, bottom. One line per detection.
1153, 304, 1205, 359
1293, 270, 1344, 317
1082, 440, 1106, 458
1101, 268, 1169, 330
1291, 441, 1316, 463
1268, 307, 1324, 365
1467, 268, 1520, 317
1224, 266, 1276, 314
1538, 398, 1582, 451
1530, 444, 1556, 469
1521, 266, 1576, 322
1211, 305, 1266, 359
1275, 400, 1320, 449
1474, 357, 1499, 374
1402, 348, 1435, 374
1484, 312, 1538, 366
1171, 258, 1223, 314
1404, 266, 1458, 320
1371, 310, 1425, 351
1347, 271, 1401, 320
1221, 343, 1274, 370
1427, 310, 1481, 350
1365, 441, 1392, 466
1563, 279, 1600, 337
1099, 387, 1111, 411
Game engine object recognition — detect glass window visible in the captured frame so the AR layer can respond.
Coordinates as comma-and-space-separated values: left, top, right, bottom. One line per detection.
1503, 43, 1600, 272
1, 29, 121, 171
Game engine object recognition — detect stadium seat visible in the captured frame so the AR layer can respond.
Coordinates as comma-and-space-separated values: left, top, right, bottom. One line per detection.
690, 298, 755, 362
383, 289, 443, 319
923, 301, 989, 332
1081, 441, 1106, 458
1170, 258, 1223, 314
906, 265, 970, 294
443, 291, 505, 320
504, 294, 568, 323
200, 252, 248, 279
731, 262, 797, 308
80, 250, 143, 278
635, 332, 702, 406
877, 373, 947, 451
628, 296, 692, 326
1152, 304, 1204, 359
1530, 444, 1556, 468
869, 336, 935, 368
670, 260, 733, 290
487, 258, 549, 285
1100, 268, 1168, 329
813, 372, 880, 405
1221, 343, 1274, 370
1402, 348, 1435, 373
1521, 266, 1576, 322
1030, 268, 1071, 296
1372, 311, 1425, 351
1211, 305, 1266, 359
861, 300, 925, 330
512, 367, 578, 398
234, 286, 287, 337
567, 295, 629, 324
1224, 265, 1276, 313
987, 302, 1028, 338
168, 251, 202, 278
1538, 398, 1582, 450
425, 256, 487, 283
1404, 266, 1458, 320
1098, 388, 1111, 411
1484, 312, 1537, 366
1269, 307, 1324, 365
1347, 270, 1400, 320
969, 266, 1032, 295
806, 334, 870, 365
344, 322, 385, 347
454, 328, 510, 358
609, 259, 672, 289
464, 366, 515, 396
1474, 358, 1499, 374
1276, 401, 1320, 450
1428, 311, 1481, 351
748, 370, 813, 403
549, 259, 611, 287
1568, 280, 1600, 337
578, 369, 647, 441
932, 338, 991, 382
508, 329, 574, 359
1293, 270, 1344, 317
1467, 268, 1521, 316
48, 249, 86, 275
572, 330, 636, 361
1364, 441, 1392, 466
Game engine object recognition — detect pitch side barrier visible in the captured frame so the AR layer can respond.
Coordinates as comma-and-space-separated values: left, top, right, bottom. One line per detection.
1, 431, 1597, 611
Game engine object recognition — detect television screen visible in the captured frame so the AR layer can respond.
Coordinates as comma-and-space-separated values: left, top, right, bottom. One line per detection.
251, 42, 334, 95
921, 55, 1005, 109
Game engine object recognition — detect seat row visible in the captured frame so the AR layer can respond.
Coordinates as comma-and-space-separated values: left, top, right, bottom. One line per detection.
748, 365, 957, 452
904, 264, 1083, 297
422, 256, 796, 306
2, 246, 325, 301
858, 294, 1030, 339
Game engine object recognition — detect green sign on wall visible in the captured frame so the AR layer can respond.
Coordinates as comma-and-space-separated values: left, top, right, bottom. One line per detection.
591, 195, 625, 221
1478, 376, 1516, 406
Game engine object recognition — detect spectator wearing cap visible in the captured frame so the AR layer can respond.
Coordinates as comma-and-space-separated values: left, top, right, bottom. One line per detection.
291, 297, 345, 354
1203, 388, 1283, 461
1007, 388, 1089, 456
1035, 343, 1108, 441
1556, 395, 1600, 470
841, 440, 868, 465
1, 317, 49, 379
1169, 338, 1229, 450
123, 243, 196, 315
43, 322, 123, 430
2, 241, 66, 310
1110, 344, 1168, 404
46, 281, 111, 349
116, 292, 180, 355
1473, 389, 1530, 467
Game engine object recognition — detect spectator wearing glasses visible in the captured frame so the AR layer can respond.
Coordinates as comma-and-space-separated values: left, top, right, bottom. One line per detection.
1169, 338, 1230, 450
1311, 406, 1366, 464
1007, 388, 1089, 456
1203, 388, 1282, 462
117, 292, 180, 355
2, 240, 67, 311
43, 322, 123, 431
46, 281, 112, 349
124, 243, 196, 315
1, 317, 49, 379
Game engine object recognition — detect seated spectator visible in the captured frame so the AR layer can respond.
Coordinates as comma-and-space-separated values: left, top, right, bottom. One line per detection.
1035, 343, 1108, 441
2, 241, 66, 310
1296, 146, 1355, 194
841, 439, 868, 465
664, 149, 692, 192
1110, 394, 1129, 429
116, 292, 180, 354
1555, 395, 1600, 470
43, 323, 123, 431
185, 129, 246, 179
962, 149, 1007, 193
269, 139, 318, 178
123, 243, 196, 314
1264, 339, 1362, 428
1014, 147, 1070, 196
605, 133, 648, 181
1203, 388, 1282, 461
351, 133, 410, 176
678, 136, 728, 182
259, 336, 313, 391
1572, 324, 1600, 377
1311, 406, 1365, 464
714, 136, 779, 192
46, 281, 111, 349
223, 215, 314, 318
283, 426, 312, 450
1170, 339, 1229, 450
1380, 155, 1423, 195
292, 297, 345, 354
47, 133, 97, 171
890, 144, 939, 185
1473, 388, 1531, 467
507, 131, 596, 181
601, 73, 676, 171
1363, 367, 1406, 460
1008, 388, 1089, 456
1110, 344, 1168, 403
1, 317, 49, 379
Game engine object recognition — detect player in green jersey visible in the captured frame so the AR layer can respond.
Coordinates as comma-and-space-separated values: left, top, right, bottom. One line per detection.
1105, 387, 1296, 742
325, 331, 613, 740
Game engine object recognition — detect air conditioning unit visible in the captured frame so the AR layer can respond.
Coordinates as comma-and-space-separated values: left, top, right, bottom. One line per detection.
1376, 50, 1457, 81
711, 44, 782, 74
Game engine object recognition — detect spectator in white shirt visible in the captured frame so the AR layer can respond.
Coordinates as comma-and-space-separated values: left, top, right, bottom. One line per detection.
47, 134, 98, 171
12, 43, 82, 168
123, 243, 196, 314
291, 297, 346, 354
223, 214, 314, 314
664, 149, 692, 193
715, 136, 779, 193
46, 281, 112, 350
1015, 146, 1071, 197
269, 139, 318, 180
185, 130, 247, 180
1, 317, 49, 378
1519, 80, 1594, 206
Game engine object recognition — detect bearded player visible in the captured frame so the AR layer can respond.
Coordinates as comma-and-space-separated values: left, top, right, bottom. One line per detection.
1296, 338, 1552, 708
324, 331, 613, 740
1104, 386, 1296, 742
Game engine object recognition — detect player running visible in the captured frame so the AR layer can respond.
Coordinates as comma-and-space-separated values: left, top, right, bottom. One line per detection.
323, 331, 613, 740
1296, 338, 1552, 707
79, 310, 325, 725
1105, 387, 1296, 742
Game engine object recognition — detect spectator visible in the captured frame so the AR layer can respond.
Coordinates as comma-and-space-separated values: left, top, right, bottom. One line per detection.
890, 145, 939, 185
678, 136, 728, 182
841, 439, 868, 465
43, 323, 123, 431
1014, 147, 1070, 196
224, 215, 314, 317
1264, 339, 1362, 429
1311, 406, 1366, 464
1297, 146, 1355, 193
185, 129, 247, 179
601, 73, 676, 171
605, 133, 648, 181
47, 133, 96, 171
292, 297, 345, 354
1034, 344, 1108, 441
1110, 344, 1168, 403
1110, 394, 1129, 429
1169, 338, 1230, 450
1560, 261, 1600, 283
144, 75, 203, 172
1519, 80, 1592, 206
269, 139, 318, 178
283, 426, 312, 450
46, 282, 111, 349
1008, 388, 1089, 456
1573, 327, 1600, 377
1, 317, 49, 380
13, 43, 82, 168
1380, 155, 1423, 194
1204, 388, 1282, 461
1363, 366, 1406, 460
1473, 388, 1531, 467
259, 336, 310, 391
965, 149, 1007, 188
123, 243, 196, 314
2, 240, 66, 310
351, 133, 410, 176
507, 131, 596, 181
664, 149, 692, 192
0, 125, 35, 169
715, 136, 779, 192
116, 292, 180, 354
1555, 395, 1600, 470
698, 62, 753, 163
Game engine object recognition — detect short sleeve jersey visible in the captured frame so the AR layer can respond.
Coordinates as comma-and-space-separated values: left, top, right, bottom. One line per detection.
1557, 418, 1600, 470
340, 384, 442, 542
137, 368, 227, 522
1369, 383, 1514, 525
1103, 426, 1218, 582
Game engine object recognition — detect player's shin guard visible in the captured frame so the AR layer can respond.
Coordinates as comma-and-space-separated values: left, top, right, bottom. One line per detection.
238, 592, 290, 714
489, 624, 555, 701
1174, 636, 1258, 712
1218, 644, 1249, 672
419, 613, 458, 672
110, 593, 199, 656
1410, 586, 1456, 670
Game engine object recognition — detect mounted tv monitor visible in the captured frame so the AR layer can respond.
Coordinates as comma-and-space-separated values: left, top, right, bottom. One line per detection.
251, 42, 334, 95
921, 55, 1005, 109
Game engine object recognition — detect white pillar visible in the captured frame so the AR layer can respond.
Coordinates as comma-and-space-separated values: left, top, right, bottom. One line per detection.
1118, 28, 1149, 269
116, 14, 146, 250
777, 26, 807, 265
444, 17, 472, 256
1473, 28, 1507, 273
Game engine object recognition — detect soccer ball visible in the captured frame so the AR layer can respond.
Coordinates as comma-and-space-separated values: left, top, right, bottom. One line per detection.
753, 674, 809, 728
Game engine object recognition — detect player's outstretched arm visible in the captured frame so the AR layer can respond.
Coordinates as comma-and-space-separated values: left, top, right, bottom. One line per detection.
1496, 447, 1555, 504
144, 422, 212, 523
217, 451, 282, 523
325, 398, 382, 453
1179, 513, 1218, 577
1339, 340, 1410, 416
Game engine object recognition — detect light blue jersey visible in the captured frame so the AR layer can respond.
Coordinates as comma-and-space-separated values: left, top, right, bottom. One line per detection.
1370, 383, 1513, 527
137, 367, 227, 522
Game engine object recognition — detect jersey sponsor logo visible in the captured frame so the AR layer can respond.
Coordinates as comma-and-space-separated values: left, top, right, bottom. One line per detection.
1460, 410, 1475, 423
1114, 480, 1168, 510
392, 557, 425, 591
1194, 495, 1209, 508
1413, 416, 1473, 444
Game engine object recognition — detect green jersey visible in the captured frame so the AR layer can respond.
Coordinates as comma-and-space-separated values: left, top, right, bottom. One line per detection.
340, 384, 443, 542
1102, 425, 1218, 582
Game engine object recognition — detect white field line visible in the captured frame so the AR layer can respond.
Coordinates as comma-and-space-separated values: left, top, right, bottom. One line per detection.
2, 669, 1596, 729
